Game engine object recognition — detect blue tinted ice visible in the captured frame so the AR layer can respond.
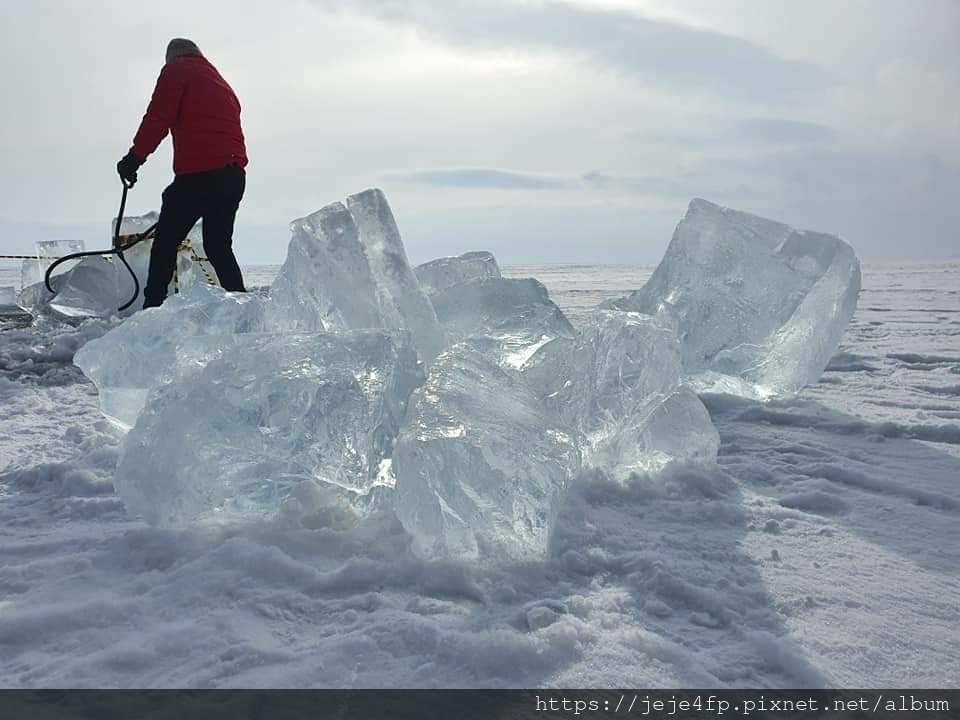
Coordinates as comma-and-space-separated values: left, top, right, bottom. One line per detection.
605, 199, 861, 397
414, 251, 501, 296
114, 330, 422, 526
394, 343, 579, 562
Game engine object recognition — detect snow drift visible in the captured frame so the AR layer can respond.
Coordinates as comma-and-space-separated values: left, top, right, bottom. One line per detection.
71, 193, 860, 561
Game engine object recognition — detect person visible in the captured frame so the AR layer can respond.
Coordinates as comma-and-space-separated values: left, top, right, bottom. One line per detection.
117, 38, 248, 309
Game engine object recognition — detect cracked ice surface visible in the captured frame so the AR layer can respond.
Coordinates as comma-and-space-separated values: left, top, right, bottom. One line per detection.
414, 251, 501, 296
429, 277, 576, 370
74, 285, 265, 430
268, 189, 444, 363
393, 343, 580, 562
114, 329, 422, 526
605, 199, 861, 398
523, 309, 719, 479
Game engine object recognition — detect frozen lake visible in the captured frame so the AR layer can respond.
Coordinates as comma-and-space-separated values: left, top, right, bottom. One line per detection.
1, 262, 958, 687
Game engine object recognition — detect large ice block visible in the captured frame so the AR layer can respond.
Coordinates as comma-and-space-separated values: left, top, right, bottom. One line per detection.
74, 285, 265, 429
267, 201, 383, 332
113, 330, 423, 527
429, 277, 575, 369
48, 244, 148, 319
347, 189, 445, 362
393, 344, 580, 562
20, 239, 85, 288
522, 309, 719, 478
17, 239, 85, 314
414, 251, 501, 296
604, 199, 861, 397
267, 189, 444, 362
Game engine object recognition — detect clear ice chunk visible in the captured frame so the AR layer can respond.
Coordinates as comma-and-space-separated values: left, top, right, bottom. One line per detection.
267, 189, 444, 362
267, 201, 383, 332
19, 259, 45, 300
522, 309, 719, 478
74, 285, 265, 430
17, 239, 85, 313
393, 343, 580, 562
347, 189, 444, 362
112, 329, 422, 527
37, 239, 85, 267
604, 199, 861, 397
414, 251, 501, 296
17, 214, 210, 319
429, 278, 575, 369
20, 239, 85, 288
65, 191, 819, 559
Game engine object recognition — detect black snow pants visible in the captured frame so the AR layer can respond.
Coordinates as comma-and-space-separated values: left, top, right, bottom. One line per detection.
143, 163, 246, 309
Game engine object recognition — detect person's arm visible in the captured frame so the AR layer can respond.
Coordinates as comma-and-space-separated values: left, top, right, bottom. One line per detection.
131, 62, 188, 162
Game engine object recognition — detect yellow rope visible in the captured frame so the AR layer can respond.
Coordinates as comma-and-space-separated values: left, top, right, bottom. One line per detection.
178, 240, 218, 287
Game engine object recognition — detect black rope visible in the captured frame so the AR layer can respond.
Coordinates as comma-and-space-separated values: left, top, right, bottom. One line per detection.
44, 179, 157, 312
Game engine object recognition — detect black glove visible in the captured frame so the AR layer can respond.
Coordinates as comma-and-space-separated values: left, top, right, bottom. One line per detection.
117, 150, 144, 186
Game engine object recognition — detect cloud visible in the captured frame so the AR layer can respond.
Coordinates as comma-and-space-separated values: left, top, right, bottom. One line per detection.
390, 148, 960, 261
319, 0, 824, 101
1, 1, 956, 263
630, 117, 836, 146
396, 204, 683, 264
397, 168, 573, 190
392, 167, 758, 204
580, 171, 755, 201
735, 118, 835, 144
684, 147, 960, 259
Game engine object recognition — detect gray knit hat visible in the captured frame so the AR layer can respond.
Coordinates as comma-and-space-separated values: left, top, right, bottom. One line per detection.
165, 38, 202, 63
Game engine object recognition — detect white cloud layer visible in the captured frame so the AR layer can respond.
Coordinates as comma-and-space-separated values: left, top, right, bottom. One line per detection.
0, 0, 957, 263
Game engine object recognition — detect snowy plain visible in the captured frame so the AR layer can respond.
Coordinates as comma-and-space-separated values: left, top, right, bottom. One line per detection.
0, 261, 958, 688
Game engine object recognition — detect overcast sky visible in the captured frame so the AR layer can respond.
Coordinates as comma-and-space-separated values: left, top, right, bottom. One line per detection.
1, 0, 958, 264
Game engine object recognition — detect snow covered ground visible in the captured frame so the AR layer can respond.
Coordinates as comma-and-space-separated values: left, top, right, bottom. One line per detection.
0, 262, 957, 688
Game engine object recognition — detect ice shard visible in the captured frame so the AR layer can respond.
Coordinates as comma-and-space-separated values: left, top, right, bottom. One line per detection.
74, 285, 265, 429
522, 309, 719, 478
113, 330, 423, 526
266, 201, 382, 332
347, 189, 444, 362
393, 344, 580, 562
605, 199, 861, 397
429, 277, 575, 369
414, 251, 501, 296
267, 189, 444, 362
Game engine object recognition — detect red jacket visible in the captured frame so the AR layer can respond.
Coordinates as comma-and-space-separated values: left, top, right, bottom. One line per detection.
133, 54, 247, 175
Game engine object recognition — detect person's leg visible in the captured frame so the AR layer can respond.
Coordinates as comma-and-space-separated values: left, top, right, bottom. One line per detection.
201, 165, 246, 292
143, 178, 202, 308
